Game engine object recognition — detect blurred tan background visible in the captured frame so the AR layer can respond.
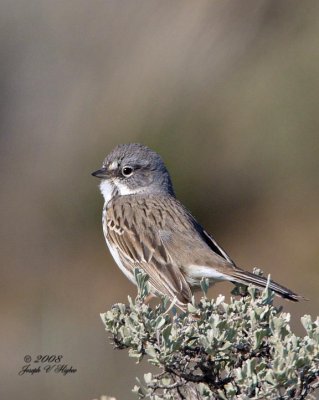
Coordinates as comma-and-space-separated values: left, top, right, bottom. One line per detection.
0, 1, 318, 399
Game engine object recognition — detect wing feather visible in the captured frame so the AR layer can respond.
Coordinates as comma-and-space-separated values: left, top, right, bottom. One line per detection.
105, 194, 303, 305
106, 197, 192, 308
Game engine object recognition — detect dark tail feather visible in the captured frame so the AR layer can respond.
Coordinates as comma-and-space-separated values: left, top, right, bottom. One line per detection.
230, 270, 306, 302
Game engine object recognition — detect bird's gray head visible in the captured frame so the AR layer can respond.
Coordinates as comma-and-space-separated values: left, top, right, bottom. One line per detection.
92, 143, 175, 203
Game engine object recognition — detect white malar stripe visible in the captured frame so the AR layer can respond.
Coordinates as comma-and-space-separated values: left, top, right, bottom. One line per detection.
183, 265, 228, 285
99, 180, 114, 204
100, 178, 144, 202
116, 181, 144, 196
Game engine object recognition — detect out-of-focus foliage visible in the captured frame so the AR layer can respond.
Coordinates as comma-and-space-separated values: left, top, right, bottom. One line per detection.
102, 269, 319, 400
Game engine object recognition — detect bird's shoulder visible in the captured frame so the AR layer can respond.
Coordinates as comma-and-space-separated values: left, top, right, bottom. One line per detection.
106, 193, 194, 231
106, 194, 235, 265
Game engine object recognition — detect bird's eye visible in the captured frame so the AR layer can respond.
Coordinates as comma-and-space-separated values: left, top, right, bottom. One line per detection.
121, 166, 133, 177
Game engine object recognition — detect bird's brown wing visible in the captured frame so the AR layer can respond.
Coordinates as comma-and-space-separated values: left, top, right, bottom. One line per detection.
105, 195, 193, 308
107, 194, 304, 304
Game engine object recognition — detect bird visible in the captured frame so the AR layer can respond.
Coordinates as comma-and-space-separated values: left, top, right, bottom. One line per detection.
92, 143, 304, 310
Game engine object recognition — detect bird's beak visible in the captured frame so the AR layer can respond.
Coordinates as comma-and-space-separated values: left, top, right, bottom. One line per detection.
91, 167, 108, 179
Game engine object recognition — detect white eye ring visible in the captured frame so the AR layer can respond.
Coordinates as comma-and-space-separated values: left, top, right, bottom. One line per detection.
121, 166, 133, 177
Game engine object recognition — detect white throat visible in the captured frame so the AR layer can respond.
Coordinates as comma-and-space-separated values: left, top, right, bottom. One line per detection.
99, 180, 114, 204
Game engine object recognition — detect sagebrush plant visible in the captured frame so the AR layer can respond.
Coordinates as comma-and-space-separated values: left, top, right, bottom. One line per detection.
101, 269, 319, 400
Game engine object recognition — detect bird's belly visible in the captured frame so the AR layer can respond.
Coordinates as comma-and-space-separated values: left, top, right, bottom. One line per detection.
104, 236, 136, 284
102, 214, 136, 284
183, 264, 228, 287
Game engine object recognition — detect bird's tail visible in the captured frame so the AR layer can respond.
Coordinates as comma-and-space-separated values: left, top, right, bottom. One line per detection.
230, 269, 305, 302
